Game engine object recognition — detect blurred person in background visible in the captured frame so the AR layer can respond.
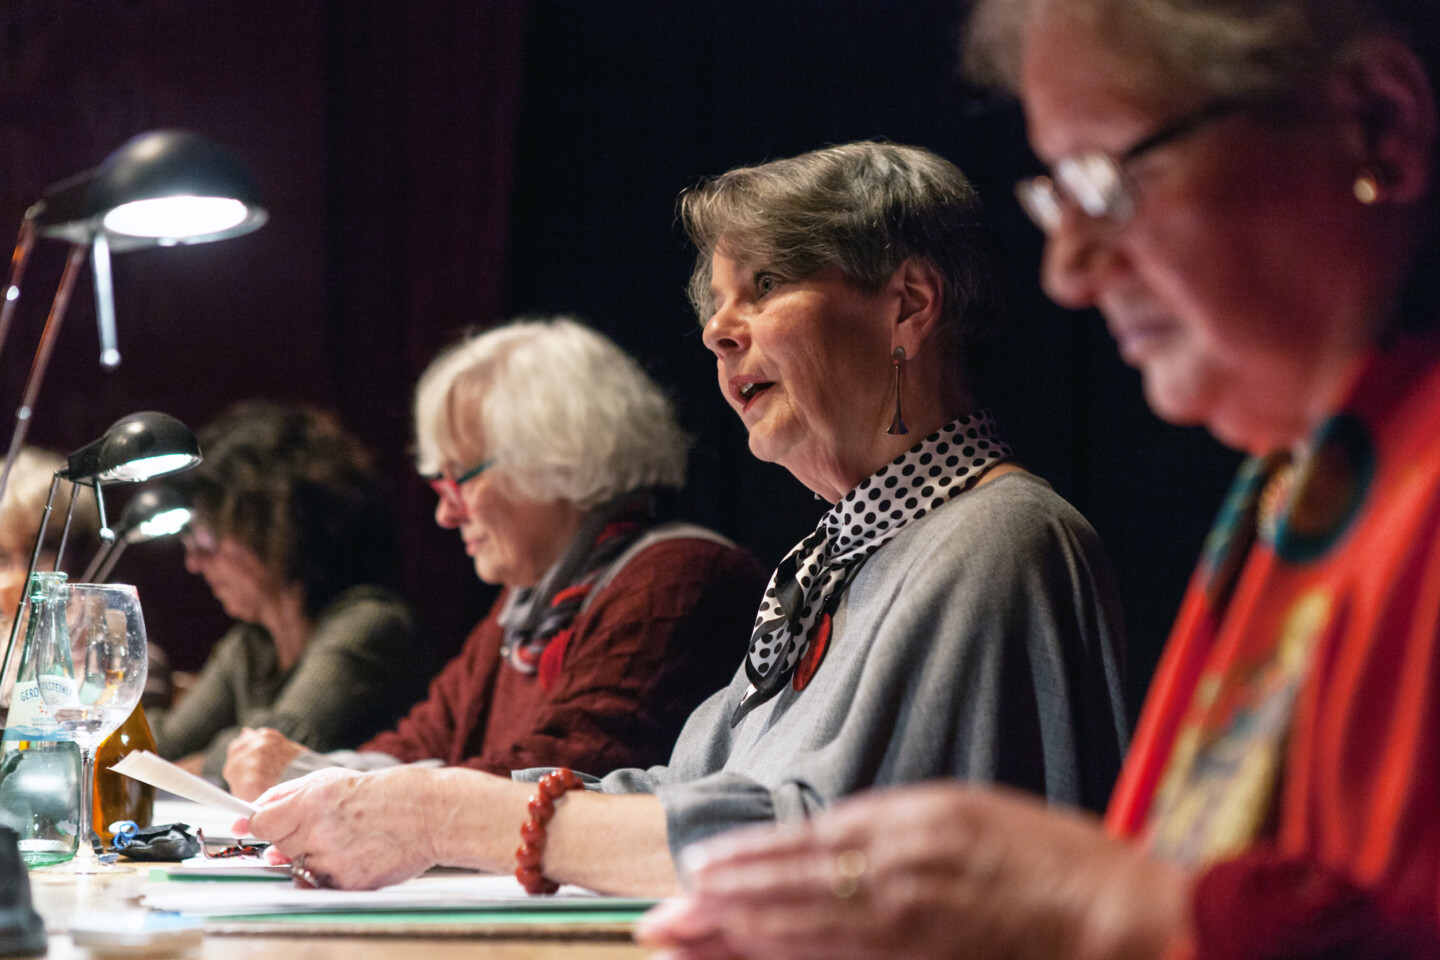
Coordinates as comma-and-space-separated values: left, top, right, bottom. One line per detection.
0, 448, 106, 700
151, 401, 426, 781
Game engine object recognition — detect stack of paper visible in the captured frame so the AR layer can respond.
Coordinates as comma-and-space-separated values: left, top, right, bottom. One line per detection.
118, 751, 659, 937
142, 872, 658, 937
144, 874, 655, 917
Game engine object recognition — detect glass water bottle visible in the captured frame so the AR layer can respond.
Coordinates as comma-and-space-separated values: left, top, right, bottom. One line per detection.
0, 572, 80, 866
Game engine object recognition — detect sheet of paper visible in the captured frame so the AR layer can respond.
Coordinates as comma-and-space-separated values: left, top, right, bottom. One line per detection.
143, 873, 658, 916
167, 857, 293, 880
153, 798, 247, 843
111, 751, 255, 817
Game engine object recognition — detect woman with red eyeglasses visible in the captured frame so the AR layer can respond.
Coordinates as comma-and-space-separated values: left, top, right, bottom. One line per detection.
153, 401, 426, 781
222, 317, 764, 803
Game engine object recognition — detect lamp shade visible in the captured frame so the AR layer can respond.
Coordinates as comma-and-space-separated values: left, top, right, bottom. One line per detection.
64, 411, 202, 484
115, 487, 193, 544
80, 482, 195, 582
33, 130, 267, 252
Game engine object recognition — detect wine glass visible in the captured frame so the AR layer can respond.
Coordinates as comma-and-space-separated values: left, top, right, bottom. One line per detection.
31, 582, 148, 874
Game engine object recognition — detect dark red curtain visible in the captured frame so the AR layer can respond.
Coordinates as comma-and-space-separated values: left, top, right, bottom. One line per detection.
0, 1, 527, 669
0, 0, 1240, 714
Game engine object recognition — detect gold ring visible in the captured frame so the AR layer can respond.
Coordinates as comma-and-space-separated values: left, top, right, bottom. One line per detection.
830, 849, 867, 900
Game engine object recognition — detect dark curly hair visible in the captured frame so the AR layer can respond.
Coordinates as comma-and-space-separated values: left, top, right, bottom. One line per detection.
173, 401, 394, 618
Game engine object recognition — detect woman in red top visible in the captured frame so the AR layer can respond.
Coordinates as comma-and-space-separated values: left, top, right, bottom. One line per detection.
223, 316, 763, 800
639, 2, 1440, 958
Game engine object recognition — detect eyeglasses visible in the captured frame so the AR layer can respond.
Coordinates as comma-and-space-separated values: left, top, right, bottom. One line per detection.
1015, 97, 1260, 234
179, 524, 219, 556
422, 458, 494, 507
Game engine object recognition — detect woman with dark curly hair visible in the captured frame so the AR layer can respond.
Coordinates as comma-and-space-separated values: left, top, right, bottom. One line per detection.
150, 401, 425, 780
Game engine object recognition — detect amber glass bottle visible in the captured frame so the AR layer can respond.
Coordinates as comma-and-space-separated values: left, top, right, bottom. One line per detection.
92, 703, 157, 844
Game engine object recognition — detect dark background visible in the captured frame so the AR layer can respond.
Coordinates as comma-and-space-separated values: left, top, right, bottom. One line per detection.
0, 0, 1239, 717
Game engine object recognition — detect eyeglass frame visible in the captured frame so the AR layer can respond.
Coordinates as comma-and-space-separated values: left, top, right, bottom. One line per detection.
179, 523, 219, 556
1014, 96, 1271, 234
422, 458, 495, 507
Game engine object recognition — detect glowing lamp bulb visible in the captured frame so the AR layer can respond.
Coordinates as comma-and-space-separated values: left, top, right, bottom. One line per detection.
102, 196, 249, 240
102, 453, 199, 483
136, 507, 192, 540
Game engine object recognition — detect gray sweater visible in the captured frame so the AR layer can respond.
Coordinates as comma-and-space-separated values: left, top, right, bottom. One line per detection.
596, 473, 1129, 856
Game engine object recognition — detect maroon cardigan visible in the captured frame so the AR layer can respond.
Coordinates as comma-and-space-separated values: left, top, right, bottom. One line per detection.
361, 534, 765, 776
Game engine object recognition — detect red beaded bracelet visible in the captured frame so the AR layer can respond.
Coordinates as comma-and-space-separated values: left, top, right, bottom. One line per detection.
515, 767, 584, 895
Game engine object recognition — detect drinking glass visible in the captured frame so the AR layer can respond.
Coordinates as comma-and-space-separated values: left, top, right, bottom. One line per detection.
31, 582, 148, 874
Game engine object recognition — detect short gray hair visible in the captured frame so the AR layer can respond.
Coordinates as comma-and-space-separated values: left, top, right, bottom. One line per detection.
414, 317, 689, 506
964, 0, 1440, 111
679, 141, 1004, 391
963, 0, 1440, 332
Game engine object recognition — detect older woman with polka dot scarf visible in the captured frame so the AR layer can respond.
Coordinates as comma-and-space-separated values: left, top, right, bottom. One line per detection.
238, 141, 1130, 897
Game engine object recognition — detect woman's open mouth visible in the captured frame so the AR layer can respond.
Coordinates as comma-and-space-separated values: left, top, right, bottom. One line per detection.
736, 380, 775, 412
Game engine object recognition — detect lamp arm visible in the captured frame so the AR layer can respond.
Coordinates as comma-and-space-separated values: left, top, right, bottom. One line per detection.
51, 480, 83, 575
81, 537, 116, 583
92, 482, 112, 547
92, 233, 119, 368
90, 538, 129, 584
0, 241, 89, 513
0, 472, 60, 712
0, 214, 38, 373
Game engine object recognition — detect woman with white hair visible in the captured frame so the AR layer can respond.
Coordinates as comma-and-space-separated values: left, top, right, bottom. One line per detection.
223, 317, 764, 800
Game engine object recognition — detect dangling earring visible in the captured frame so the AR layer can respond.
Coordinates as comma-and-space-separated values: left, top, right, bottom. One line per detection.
1353, 169, 1381, 205
886, 346, 908, 436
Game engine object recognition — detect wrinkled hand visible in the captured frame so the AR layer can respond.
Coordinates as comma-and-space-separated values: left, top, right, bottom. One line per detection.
637, 783, 1193, 960
235, 766, 448, 890
224, 727, 307, 801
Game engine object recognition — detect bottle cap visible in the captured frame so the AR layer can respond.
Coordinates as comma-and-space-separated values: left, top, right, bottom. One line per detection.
109, 821, 140, 850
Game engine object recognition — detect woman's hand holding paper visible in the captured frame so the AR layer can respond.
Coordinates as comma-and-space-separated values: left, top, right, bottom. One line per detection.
238, 766, 452, 889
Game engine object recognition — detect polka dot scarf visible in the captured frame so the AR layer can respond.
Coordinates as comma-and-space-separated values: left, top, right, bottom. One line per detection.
731, 412, 1013, 726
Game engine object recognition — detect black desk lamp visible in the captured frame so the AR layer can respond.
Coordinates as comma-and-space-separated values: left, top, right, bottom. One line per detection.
0, 130, 264, 513
81, 486, 194, 584
0, 412, 202, 703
